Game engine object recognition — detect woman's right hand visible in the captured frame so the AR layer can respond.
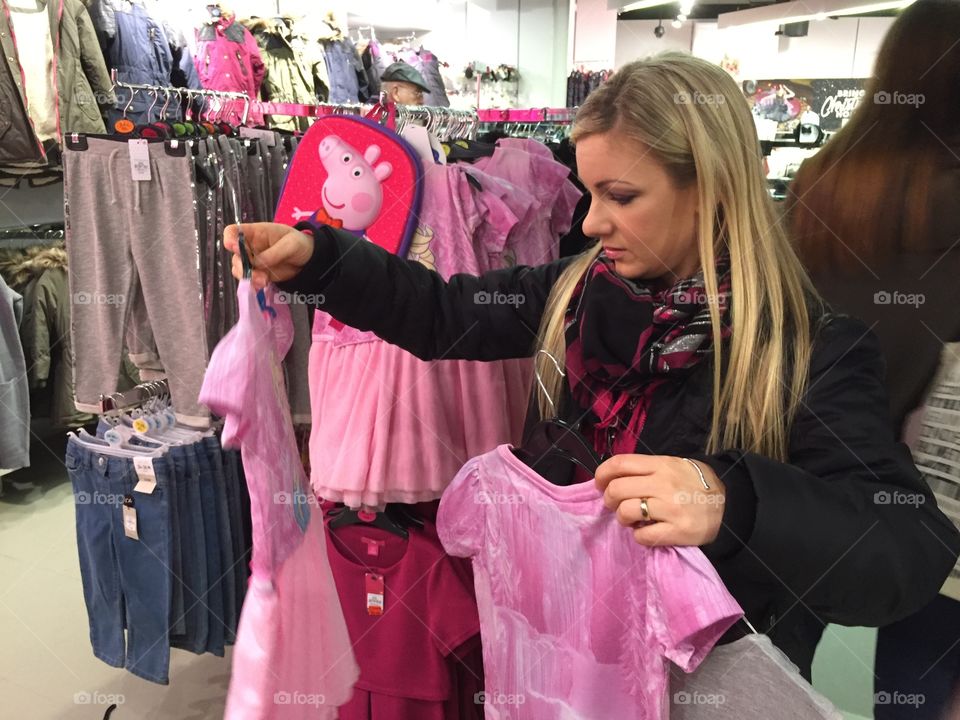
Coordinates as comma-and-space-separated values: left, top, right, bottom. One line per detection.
224, 223, 315, 290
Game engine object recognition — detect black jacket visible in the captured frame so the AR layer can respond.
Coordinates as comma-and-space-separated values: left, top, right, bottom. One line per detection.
281, 225, 960, 680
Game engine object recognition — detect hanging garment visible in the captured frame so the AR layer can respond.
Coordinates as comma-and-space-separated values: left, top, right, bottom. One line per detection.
244, 17, 315, 132
306, 160, 540, 508
436, 445, 744, 719
669, 633, 842, 718
89, 0, 174, 125
0, 273, 29, 470
398, 47, 449, 107
358, 41, 380, 100
63, 137, 211, 426
200, 281, 358, 719
322, 37, 365, 104
7, 0, 58, 141
0, 0, 114, 165
194, 16, 265, 126
326, 520, 481, 719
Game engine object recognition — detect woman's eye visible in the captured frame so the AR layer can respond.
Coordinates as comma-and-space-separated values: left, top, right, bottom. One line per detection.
608, 194, 635, 206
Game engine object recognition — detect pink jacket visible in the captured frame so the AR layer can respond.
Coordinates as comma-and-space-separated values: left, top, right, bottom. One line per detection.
194, 17, 265, 126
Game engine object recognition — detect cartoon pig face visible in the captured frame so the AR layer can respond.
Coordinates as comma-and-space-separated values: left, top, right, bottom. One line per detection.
319, 135, 393, 231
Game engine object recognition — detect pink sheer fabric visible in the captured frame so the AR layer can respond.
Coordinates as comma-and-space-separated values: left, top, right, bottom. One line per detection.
201, 282, 358, 718
437, 446, 744, 720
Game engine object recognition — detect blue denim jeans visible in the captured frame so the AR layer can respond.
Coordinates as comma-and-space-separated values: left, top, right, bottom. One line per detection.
223, 448, 250, 610
94, 420, 186, 636
67, 438, 173, 684
201, 436, 238, 644
167, 444, 209, 654
193, 440, 225, 657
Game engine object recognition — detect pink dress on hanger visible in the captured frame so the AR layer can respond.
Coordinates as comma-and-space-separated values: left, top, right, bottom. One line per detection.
200, 281, 358, 719
307, 162, 544, 508
437, 446, 744, 720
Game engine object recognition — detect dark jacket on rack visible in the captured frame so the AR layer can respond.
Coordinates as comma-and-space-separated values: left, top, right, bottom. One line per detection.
278, 223, 960, 681
242, 16, 314, 132
0, 0, 114, 164
322, 35, 366, 104
88, 0, 173, 124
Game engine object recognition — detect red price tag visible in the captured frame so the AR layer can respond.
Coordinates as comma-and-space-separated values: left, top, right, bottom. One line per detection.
365, 572, 385, 616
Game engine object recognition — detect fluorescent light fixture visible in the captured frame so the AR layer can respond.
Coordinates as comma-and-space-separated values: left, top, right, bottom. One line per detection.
678, 13, 687, 21
718, 0, 915, 28
619, 0, 676, 12
679, 0, 695, 11
672, 18, 683, 27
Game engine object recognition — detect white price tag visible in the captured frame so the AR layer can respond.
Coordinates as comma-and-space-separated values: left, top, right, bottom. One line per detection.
133, 456, 157, 494
129, 139, 152, 181
122, 498, 139, 540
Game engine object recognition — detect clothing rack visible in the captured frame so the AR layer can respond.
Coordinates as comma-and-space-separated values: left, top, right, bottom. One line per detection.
476, 108, 577, 123
99, 380, 170, 415
110, 69, 252, 125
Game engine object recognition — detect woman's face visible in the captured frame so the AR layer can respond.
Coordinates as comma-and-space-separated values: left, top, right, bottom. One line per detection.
576, 131, 700, 282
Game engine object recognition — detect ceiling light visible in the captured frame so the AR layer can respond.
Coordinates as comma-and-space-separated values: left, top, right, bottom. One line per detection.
672, 19, 683, 27
619, 0, 676, 12
678, 13, 687, 21
718, 0, 915, 28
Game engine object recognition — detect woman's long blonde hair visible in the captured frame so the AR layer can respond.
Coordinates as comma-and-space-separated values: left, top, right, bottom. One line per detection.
536, 52, 820, 462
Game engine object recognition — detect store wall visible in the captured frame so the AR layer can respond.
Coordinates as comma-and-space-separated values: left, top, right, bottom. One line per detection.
614, 16, 894, 79
572, 0, 618, 69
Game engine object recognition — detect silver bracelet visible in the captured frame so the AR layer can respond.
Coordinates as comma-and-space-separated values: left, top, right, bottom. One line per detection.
683, 458, 711, 491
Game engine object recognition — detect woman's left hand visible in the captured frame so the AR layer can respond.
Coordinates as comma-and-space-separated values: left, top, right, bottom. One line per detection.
595, 455, 726, 547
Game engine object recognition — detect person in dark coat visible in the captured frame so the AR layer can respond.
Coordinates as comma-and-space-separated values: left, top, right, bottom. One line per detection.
223, 52, 960, 683
789, 1, 960, 716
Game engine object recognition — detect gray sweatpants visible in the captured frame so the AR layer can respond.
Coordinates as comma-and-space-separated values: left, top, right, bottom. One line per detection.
64, 138, 210, 427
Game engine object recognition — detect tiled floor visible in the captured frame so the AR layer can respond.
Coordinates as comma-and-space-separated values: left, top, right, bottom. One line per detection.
0, 430, 230, 720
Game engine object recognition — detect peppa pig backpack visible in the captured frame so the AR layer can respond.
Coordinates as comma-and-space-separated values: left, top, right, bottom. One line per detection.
274, 115, 424, 258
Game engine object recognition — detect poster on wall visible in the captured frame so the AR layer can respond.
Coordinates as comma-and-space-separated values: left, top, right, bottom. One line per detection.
742, 79, 868, 138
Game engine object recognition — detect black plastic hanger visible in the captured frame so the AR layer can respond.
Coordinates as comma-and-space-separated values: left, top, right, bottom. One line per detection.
327, 504, 411, 539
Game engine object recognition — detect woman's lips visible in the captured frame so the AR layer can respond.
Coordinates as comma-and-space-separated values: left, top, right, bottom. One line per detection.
603, 247, 625, 260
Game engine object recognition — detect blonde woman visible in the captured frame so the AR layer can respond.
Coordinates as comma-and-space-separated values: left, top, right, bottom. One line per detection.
224, 53, 959, 680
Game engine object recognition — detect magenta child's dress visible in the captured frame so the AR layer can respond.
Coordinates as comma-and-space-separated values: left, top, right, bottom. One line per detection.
200, 282, 359, 718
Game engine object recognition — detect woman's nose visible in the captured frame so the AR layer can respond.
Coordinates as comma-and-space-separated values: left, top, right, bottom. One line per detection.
580, 197, 610, 239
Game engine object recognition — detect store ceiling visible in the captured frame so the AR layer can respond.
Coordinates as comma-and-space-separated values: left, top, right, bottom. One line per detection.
617, 0, 904, 20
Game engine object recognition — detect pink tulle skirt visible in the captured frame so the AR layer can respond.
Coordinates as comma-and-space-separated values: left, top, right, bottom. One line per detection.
309, 324, 532, 508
